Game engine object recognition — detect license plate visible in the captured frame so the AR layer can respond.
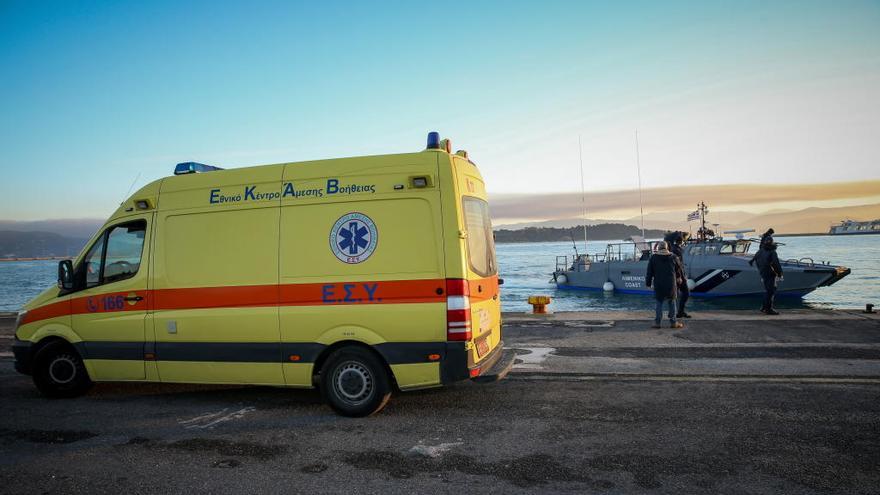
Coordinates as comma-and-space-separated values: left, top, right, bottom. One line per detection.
475, 337, 490, 358
479, 309, 492, 332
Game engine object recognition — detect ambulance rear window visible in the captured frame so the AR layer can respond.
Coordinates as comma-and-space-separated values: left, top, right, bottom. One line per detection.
462, 197, 497, 277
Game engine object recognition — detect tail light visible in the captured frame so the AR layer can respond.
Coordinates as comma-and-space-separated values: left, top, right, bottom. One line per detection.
446, 279, 471, 341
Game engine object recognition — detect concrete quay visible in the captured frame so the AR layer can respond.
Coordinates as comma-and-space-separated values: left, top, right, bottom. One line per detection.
1, 309, 878, 493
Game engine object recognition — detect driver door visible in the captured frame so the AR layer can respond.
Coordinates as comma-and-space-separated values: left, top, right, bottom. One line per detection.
70, 214, 152, 381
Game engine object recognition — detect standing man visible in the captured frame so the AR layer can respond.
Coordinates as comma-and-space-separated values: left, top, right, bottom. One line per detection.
669, 232, 691, 319
646, 241, 685, 329
749, 229, 783, 315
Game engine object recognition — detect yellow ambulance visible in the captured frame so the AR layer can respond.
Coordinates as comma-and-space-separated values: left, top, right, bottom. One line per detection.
12, 132, 513, 416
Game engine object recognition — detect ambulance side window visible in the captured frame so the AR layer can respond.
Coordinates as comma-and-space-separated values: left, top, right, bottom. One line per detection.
77, 220, 146, 289
103, 222, 146, 283
462, 197, 497, 277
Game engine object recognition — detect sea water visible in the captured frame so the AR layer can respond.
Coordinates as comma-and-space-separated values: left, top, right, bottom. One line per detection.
0, 235, 877, 313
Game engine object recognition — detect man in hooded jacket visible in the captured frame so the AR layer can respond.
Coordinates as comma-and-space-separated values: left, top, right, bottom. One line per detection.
668, 232, 691, 318
749, 229, 783, 315
646, 241, 686, 329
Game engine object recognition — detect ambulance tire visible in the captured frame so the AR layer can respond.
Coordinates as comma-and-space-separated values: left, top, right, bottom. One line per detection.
320, 346, 391, 417
32, 341, 93, 399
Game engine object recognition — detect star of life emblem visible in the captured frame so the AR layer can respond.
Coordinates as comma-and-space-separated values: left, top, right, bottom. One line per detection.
330, 212, 378, 264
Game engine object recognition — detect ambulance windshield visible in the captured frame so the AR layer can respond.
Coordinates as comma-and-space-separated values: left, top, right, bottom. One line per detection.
463, 197, 497, 277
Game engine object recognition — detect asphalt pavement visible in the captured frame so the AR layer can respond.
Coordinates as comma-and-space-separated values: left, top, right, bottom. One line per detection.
1, 311, 879, 494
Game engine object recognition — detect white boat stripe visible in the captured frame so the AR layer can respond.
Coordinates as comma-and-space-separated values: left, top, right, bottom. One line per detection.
694, 269, 722, 286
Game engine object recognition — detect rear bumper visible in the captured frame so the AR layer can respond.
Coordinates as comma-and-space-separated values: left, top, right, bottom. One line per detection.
471, 345, 516, 384
440, 342, 470, 384
440, 340, 514, 385
12, 337, 33, 375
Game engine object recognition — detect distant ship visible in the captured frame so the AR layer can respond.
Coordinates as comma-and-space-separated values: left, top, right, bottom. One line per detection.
829, 219, 880, 235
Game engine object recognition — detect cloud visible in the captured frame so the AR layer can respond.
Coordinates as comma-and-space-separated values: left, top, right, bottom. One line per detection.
489, 180, 880, 221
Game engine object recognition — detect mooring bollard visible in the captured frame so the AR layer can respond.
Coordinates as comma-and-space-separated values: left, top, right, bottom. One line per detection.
866, 303, 875, 314
528, 295, 551, 314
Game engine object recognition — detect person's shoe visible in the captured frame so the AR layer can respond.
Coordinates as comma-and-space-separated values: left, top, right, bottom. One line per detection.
765, 309, 780, 315
671, 322, 684, 329
677, 312, 692, 318
651, 324, 662, 329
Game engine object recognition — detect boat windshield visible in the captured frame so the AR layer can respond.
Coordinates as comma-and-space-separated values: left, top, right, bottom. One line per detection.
719, 240, 751, 255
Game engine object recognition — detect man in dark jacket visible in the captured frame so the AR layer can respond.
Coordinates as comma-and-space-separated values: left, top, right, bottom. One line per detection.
646, 241, 685, 329
749, 229, 783, 315
669, 232, 691, 319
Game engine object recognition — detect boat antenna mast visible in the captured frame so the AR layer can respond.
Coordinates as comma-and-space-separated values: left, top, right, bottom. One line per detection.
696, 201, 711, 241
635, 130, 645, 238
569, 228, 579, 258
578, 135, 588, 256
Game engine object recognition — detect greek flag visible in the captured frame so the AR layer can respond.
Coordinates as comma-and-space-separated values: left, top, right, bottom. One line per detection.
687, 210, 700, 221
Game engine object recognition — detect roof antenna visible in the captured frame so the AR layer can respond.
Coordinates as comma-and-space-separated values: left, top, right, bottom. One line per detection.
635, 130, 645, 238
577, 135, 588, 255
121, 172, 142, 204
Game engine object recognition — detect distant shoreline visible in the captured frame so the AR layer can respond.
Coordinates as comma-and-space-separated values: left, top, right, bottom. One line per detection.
495, 232, 839, 243
0, 256, 65, 262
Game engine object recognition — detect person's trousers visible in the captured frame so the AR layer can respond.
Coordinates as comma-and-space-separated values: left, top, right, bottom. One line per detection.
677, 283, 690, 315
762, 276, 777, 311
655, 297, 677, 325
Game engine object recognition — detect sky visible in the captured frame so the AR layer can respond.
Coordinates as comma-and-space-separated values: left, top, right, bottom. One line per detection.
492, 180, 880, 223
1, 0, 879, 222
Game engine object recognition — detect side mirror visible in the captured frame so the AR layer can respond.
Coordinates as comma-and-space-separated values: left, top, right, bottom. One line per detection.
58, 260, 74, 290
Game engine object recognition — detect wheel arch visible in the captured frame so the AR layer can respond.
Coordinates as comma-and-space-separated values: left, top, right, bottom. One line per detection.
312, 340, 398, 390
26, 322, 83, 348
32, 335, 81, 359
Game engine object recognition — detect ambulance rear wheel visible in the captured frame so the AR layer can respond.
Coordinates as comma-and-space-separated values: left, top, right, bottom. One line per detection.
32, 341, 93, 399
320, 347, 391, 417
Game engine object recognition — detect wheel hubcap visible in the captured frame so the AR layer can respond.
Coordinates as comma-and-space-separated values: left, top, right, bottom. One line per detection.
333, 361, 373, 405
49, 355, 77, 384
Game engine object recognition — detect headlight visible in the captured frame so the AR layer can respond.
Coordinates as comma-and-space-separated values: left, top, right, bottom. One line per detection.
13, 310, 27, 334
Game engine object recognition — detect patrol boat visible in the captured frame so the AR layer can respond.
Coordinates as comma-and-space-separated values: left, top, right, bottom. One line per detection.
553, 204, 851, 298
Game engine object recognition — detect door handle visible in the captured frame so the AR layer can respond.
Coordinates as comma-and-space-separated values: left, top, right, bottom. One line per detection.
124, 296, 143, 302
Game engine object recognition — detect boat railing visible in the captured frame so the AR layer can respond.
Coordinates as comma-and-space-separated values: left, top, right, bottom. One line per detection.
556, 254, 597, 272
557, 241, 653, 271
555, 256, 568, 272
784, 257, 831, 267
605, 242, 652, 262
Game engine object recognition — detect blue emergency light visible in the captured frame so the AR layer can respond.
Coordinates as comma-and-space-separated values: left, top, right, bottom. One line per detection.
426, 131, 441, 149
174, 162, 224, 175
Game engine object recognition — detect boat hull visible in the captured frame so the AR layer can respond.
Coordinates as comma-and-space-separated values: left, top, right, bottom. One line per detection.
556, 283, 815, 298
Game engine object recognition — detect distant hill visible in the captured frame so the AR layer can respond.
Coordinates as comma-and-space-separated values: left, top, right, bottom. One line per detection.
0, 231, 87, 259
0, 219, 103, 239
738, 204, 880, 234
493, 218, 620, 230
494, 224, 667, 243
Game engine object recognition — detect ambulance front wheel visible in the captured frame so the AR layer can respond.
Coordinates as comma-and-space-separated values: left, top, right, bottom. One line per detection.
320, 346, 391, 417
32, 341, 93, 399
